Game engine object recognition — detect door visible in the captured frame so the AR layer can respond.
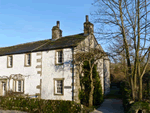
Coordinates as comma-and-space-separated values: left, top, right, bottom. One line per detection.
2, 82, 6, 96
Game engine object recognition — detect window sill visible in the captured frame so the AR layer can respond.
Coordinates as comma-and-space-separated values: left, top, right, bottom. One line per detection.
24, 64, 31, 67
55, 63, 63, 65
7, 66, 13, 68
54, 93, 64, 96
12, 92, 24, 94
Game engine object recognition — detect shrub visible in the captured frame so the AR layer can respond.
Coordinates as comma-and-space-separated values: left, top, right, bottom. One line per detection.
127, 101, 150, 113
120, 80, 132, 112
0, 96, 81, 113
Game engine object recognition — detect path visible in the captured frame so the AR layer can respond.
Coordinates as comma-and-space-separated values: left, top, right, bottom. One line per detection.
91, 99, 124, 113
91, 83, 124, 113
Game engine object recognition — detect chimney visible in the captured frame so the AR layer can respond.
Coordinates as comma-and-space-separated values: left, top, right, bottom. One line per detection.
52, 21, 62, 40
57, 21, 59, 28
86, 15, 89, 22
84, 15, 94, 35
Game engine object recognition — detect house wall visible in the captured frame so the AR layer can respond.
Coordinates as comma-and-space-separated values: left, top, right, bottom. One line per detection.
0, 52, 41, 96
103, 58, 110, 95
41, 48, 73, 101
73, 34, 108, 103
97, 59, 104, 94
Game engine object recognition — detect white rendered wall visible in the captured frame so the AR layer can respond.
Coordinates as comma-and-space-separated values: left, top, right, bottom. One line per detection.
97, 59, 104, 94
103, 58, 110, 95
0, 52, 41, 96
41, 48, 73, 101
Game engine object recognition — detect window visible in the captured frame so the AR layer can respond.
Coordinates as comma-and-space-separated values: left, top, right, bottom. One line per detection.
7, 55, 13, 68
25, 53, 31, 66
57, 80, 63, 94
56, 50, 63, 64
54, 78, 64, 95
18, 80, 21, 92
13, 80, 24, 92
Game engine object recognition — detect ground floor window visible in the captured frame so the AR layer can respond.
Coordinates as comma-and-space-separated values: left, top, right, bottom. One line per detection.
18, 80, 21, 92
13, 80, 24, 92
54, 78, 64, 95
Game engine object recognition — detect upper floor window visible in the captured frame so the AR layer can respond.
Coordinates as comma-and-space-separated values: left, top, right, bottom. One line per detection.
56, 50, 63, 65
25, 53, 31, 66
7, 55, 13, 68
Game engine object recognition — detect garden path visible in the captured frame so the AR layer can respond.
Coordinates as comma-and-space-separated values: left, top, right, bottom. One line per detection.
91, 83, 124, 113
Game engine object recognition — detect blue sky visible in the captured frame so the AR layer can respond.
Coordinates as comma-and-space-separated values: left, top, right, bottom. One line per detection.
0, 0, 100, 48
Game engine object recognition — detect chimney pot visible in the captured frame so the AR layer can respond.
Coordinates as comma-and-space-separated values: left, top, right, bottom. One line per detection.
57, 21, 60, 28
86, 15, 89, 22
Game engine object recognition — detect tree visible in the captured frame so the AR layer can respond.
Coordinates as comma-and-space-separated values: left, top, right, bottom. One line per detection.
75, 48, 106, 107
91, 0, 150, 101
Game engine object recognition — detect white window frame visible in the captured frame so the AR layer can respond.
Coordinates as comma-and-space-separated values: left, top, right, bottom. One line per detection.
54, 78, 64, 95
56, 50, 63, 64
7, 55, 13, 68
25, 53, 31, 66
13, 80, 24, 92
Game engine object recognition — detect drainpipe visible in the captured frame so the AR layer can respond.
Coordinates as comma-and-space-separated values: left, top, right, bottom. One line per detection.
72, 47, 74, 101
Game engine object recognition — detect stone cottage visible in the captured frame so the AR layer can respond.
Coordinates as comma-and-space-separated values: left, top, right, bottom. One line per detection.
0, 15, 110, 103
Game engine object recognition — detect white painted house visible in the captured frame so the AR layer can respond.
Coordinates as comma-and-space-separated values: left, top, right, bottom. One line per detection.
0, 15, 110, 103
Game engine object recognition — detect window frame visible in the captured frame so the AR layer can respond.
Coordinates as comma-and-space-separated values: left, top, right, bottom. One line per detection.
24, 53, 31, 67
55, 49, 63, 65
54, 78, 64, 95
7, 55, 13, 68
13, 79, 24, 93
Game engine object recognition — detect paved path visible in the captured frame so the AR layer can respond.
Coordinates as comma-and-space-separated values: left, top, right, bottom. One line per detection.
91, 83, 124, 113
91, 99, 124, 113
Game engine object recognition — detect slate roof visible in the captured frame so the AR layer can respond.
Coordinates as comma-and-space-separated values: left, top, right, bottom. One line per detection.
0, 33, 87, 56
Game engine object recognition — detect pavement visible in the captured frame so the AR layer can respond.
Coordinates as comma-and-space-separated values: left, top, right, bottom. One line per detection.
91, 84, 124, 113
90, 99, 124, 113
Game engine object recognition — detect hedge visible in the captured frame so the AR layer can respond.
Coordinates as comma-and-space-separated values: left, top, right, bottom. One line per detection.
120, 80, 132, 112
0, 96, 81, 113
127, 101, 150, 113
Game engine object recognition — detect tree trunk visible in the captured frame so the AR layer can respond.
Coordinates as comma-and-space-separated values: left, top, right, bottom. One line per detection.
138, 76, 143, 101
89, 69, 94, 107
130, 75, 135, 101
119, 0, 135, 100
148, 79, 150, 95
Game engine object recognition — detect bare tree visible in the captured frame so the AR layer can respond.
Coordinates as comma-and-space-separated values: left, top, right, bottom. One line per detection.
91, 0, 150, 101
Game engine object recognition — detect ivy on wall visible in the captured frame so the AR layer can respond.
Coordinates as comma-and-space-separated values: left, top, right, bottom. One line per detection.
79, 61, 103, 106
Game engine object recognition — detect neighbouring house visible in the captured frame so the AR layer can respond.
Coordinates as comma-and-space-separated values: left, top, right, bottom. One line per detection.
0, 15, 110, 103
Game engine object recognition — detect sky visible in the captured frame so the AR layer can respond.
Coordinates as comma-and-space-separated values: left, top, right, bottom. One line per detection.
0, 0, 103, 49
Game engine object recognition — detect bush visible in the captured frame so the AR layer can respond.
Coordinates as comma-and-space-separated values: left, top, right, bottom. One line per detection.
127, 101, 150, 113
120, 80, 132, 112
0, 96, 81, 113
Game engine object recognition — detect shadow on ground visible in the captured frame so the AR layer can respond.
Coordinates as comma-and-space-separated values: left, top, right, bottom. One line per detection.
91, 83, 124, 113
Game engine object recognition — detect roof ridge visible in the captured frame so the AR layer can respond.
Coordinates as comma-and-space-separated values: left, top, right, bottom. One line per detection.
62, 33, 84, 38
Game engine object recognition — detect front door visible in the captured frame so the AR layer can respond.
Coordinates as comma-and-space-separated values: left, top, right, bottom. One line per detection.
2, 82, 6, 96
